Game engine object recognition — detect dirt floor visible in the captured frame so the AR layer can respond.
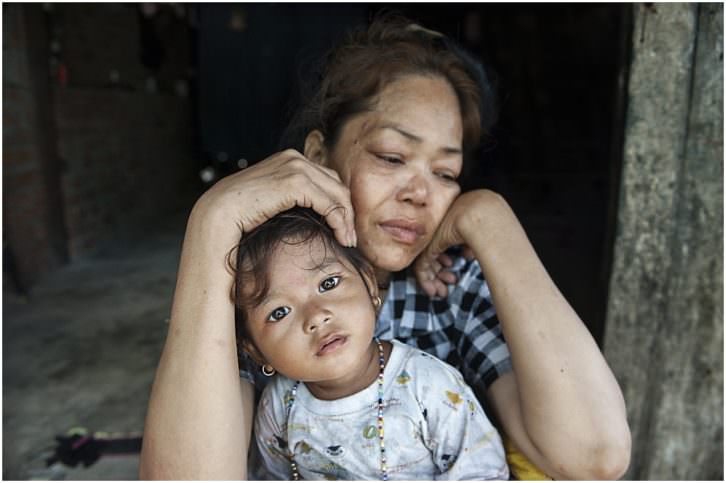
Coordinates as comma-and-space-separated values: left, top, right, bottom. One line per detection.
3, 211, 189, 480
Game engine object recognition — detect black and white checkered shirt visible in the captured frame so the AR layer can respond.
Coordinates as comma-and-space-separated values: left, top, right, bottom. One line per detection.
240, 250, 512, 396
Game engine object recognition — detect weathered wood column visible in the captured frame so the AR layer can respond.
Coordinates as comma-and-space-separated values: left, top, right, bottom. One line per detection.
603, 3, 723, 480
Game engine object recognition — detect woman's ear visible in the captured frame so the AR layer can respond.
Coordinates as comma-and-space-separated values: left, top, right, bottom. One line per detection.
304, 130, 329, 167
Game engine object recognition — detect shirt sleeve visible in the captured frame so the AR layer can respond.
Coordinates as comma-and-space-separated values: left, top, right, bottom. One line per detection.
253, 382, 295, 480
446, 255, 513, 393
417, 357, 509, 480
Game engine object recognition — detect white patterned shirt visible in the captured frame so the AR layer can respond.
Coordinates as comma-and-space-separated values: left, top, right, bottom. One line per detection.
254, 340, 509, 480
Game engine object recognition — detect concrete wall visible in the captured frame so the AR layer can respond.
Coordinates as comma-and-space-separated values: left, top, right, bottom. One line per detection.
603, 3, 723, 479
3, 4, 198, 288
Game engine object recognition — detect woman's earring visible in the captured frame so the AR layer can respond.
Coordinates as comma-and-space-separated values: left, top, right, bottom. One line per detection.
372, 296, 382, 309
261, 364, 276, 377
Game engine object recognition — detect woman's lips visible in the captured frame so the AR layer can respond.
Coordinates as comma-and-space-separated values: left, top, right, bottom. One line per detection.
316, 335, 348, 356
379, 220, 425, 245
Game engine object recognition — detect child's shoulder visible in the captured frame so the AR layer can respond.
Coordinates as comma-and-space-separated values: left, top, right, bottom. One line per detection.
259, 374, 297, 408
265, 373, 296, 392
391, 340, 468, 387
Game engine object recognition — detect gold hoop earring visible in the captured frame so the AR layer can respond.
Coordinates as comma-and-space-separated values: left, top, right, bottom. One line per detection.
372, 296, 382, 309
261, 364, 276, 377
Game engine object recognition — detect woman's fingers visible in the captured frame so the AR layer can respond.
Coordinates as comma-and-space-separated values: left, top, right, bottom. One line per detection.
415, 250, 450, 298
222, 149, 357, 247
438, 253, 453, 268
435, 253, 457, 288
434, 279, 449, 298
437, 270, 457, 285
414, 253, 435, 297
415, 241, 468, 298
281, 159, 356, 246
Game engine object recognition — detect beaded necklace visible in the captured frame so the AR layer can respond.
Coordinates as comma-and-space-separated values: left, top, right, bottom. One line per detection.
285, 338, 389, 481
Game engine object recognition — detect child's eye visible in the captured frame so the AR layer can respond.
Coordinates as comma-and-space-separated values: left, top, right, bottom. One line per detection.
319, 276, 341, 293
267, 306, 291, 322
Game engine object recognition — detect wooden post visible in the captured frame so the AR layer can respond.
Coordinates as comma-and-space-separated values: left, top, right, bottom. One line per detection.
604, 3, 723, 479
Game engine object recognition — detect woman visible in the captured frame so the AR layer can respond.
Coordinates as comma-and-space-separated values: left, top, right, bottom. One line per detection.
140, 15, 630, 480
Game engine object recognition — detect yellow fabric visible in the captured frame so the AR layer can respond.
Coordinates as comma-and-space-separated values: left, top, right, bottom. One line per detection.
504, 436, 552, 480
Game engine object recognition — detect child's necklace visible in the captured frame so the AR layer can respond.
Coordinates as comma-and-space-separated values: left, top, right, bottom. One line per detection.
285, 338, 389, 481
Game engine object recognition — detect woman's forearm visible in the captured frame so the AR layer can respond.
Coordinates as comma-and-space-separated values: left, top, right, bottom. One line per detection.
138, 149, 358, 479
139, 201, 253, 479
463, 190, 630, 479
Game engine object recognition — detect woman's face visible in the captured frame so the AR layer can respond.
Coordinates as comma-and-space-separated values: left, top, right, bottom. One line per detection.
326, 75, 463, 274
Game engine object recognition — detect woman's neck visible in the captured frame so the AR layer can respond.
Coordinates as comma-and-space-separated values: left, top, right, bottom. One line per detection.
375, 267, 392, 290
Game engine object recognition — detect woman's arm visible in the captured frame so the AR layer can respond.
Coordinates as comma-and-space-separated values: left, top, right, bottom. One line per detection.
139, 202, 253, 479
139, 150, 356, 479
416, 189, 631, 480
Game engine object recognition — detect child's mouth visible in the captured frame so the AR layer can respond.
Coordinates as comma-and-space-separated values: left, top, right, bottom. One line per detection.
316, 335, 347, 356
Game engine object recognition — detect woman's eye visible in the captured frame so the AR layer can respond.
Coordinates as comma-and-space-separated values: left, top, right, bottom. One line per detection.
267, 306, 291, 322
377, 154, 403, 164
436, 172, 458, 182
319, 276, 341, 292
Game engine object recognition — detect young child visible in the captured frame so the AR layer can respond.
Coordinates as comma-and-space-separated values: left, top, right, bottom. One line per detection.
234, 207, 509, 480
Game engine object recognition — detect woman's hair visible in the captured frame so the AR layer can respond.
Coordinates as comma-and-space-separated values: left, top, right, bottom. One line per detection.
281, 12, 499, 160
233, 207, 376, 347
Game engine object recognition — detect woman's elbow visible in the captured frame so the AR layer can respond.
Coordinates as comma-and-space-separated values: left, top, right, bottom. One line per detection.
578, 429, 632, 480
591, 438, 631, 480
551, 425, 631, 480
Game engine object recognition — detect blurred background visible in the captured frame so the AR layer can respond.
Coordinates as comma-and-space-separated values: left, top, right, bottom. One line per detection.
3, 3, 722, 480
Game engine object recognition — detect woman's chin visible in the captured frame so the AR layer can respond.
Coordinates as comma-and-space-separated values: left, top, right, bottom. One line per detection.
363, 246, 420, 273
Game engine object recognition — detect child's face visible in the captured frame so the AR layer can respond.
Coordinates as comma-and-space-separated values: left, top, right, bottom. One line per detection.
243, 237, 377, 384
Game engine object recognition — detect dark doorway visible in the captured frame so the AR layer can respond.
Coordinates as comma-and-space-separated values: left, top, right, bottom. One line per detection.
195, 4, 630, 344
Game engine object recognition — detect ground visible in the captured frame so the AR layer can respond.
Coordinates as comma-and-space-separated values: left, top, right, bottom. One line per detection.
3, 211, 188, 480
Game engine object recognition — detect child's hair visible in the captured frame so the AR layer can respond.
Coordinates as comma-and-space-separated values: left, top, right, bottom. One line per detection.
233, 207, 376, 350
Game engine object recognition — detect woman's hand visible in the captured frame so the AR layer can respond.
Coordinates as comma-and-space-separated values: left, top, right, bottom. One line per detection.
195, 149, 357, 247
414, 190, 495, 297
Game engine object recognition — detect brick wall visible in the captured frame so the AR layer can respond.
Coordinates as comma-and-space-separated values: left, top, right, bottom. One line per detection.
3, 4, 197, 288
3, 4, 67, 291
55, 90, 195, 257
51, 4, 197, 259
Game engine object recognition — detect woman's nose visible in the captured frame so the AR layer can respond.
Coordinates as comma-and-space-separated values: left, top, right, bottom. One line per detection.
303, 307, 332, 333
397, 172, 429, 206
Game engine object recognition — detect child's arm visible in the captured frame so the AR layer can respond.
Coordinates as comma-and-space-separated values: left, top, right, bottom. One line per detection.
418, 360, 509, 480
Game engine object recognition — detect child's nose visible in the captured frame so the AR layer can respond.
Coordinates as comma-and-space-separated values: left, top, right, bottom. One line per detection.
303, 309, 332, 333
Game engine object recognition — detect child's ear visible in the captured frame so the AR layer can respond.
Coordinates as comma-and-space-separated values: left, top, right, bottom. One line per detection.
241, 339, 267, 367
361, 267, 380, 302
304, 130, 329, 167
